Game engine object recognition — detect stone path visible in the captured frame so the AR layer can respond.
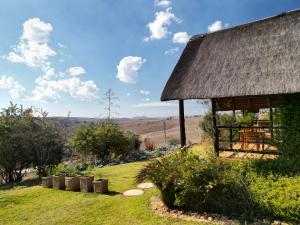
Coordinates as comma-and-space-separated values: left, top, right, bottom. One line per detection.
123, 189, 144, 196
137, 182, 154, 189
123, 182, 154, 196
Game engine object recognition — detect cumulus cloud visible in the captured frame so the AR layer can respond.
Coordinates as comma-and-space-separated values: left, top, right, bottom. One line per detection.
7, 18, 56, 68
31, 77, 99, 101
6, 18, 100, 102
164, 47, 179, 55
154, 0, 171, 8
145, 8, 181, 41
68, 66, 86, 76
132, 101, 177, 108
0, 75, 25, 98
116, 56, 146, 84
172, 32, 190, 44
208, 20, 229, 32
140, 90, 151, 95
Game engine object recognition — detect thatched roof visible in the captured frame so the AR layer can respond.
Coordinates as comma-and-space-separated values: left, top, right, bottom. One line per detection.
161, 9, 300, 101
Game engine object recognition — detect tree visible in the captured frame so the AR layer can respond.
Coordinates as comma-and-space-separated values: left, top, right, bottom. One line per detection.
103, 88, 119, 120
0, 103, 65, 182
71, 123, 96, 158
31, 117, 64, 177
0, 103, 33, 182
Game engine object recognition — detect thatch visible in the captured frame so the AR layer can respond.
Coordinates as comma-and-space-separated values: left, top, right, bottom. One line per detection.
161, 9, 300, 101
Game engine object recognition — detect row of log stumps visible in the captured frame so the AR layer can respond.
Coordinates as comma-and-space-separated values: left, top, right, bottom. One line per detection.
42, 174, 108, 194
123, 182, 154, 196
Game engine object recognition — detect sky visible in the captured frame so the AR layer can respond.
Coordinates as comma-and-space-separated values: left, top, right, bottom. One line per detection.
0, 0, 299, 118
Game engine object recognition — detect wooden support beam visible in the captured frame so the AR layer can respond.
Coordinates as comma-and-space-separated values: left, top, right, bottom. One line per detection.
270, 104, 274, 140
211, 99, 219, 156
179, 100, 186, 147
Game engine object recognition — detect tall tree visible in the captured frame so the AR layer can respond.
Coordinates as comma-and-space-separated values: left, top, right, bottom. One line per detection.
103, 88, 119, 120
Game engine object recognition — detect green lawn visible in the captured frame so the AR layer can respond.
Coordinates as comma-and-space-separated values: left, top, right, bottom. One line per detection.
0, 161, 201, 225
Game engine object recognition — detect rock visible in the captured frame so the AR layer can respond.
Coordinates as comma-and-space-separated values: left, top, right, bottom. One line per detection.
208, 216, 213, 221
272, 220, 281, 225
123, 189, 144, 196
137, 182, 154, 189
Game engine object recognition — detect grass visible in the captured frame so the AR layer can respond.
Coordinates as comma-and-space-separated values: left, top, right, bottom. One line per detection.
0, 161, 202, 225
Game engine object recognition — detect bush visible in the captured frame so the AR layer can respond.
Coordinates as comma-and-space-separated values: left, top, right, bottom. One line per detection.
124, 131, 141, 151
137, 148, 300, 222
94, 121, 128, 159
0, 103, 64, 182
274, 94, 300, 157
167, 138, 180, 146
71, 121, 141, 160
144, 138, 155, 150
71, 123, 96, 157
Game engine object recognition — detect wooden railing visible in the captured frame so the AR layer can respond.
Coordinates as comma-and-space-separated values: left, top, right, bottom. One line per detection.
216, 122, 282, 155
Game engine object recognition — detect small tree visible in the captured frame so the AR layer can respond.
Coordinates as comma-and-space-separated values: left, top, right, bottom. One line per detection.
94, 121, 127, 159
71, 123, 96, 159
0, 103, 33, 182
31, 118, 64, 177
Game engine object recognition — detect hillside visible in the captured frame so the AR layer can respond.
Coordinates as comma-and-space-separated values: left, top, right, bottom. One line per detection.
52, 116, 202, 147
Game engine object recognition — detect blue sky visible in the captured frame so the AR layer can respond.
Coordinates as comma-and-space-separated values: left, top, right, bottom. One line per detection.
0, 0, 299, 118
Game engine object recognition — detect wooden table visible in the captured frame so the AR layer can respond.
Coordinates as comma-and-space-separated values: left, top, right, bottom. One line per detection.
239, 128, 265, 150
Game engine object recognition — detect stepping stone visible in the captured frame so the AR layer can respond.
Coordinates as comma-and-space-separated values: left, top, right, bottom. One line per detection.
137, 182, 154, 189
123, 189, 144, 196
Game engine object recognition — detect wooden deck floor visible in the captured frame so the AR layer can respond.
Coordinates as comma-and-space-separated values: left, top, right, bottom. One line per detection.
220, 143, 279, 159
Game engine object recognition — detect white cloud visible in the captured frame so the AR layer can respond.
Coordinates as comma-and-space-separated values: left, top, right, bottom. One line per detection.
132, 101, 177, 107
31, 77, 99, 101
144, 98, 151, 101
164, 47, 179, 55
172, 32, 190, 44
58, 42, 67, 48
208, 20, 229, 32
154, 0, 171, 8
116, 56, 146, 84
145, 8, 181, 41
140, 90, 151, 95
7, 18, 56, 68
126, 93, 131, 97
68, 66, 86, 76
0, 75, 25, 98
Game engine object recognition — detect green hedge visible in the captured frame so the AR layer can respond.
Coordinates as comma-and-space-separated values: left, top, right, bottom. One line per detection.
137, 149, 300, 222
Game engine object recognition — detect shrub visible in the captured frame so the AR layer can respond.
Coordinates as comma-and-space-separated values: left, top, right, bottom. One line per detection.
137, 148, 300, 222
124, 131, 141, 151
144, 138, 155, 150
71, 121, 141, 160
273, 94, 300, 157
167, 138, 180, 146
71, 123, 96, 157
94, 121, 128, 159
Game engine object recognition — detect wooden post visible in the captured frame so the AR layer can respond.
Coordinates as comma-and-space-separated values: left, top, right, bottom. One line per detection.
179, 100, 186, 147
211, 99, 219, 156
230, 126, 233, 150
270, 105, 274, 140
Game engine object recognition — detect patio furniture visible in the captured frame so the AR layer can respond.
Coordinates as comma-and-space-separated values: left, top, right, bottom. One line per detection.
239, 126, 265, 151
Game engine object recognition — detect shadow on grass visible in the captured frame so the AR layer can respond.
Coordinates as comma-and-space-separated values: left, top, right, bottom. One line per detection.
104, 191, 121, 196
0, 178, 41, 191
